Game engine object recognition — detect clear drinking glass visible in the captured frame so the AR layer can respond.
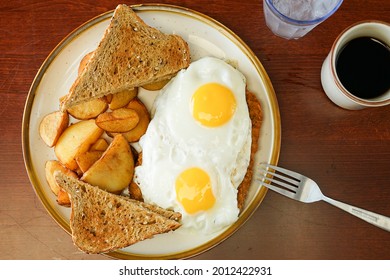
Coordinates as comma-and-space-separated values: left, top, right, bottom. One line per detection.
263, 0, 343, 39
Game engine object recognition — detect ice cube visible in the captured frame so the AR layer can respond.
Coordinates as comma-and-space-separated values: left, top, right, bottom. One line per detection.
272, 0, 338, 21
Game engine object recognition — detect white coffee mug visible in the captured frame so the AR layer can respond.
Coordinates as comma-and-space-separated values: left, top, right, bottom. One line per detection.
321, 21, 390, 110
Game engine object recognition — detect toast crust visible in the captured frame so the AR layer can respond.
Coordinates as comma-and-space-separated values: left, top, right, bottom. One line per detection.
61, 4, 190, 111
237, 90, 262, 210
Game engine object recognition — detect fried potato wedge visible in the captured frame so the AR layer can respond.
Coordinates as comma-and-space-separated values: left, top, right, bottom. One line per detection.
112, 98, 150, 142
39, 111, 69, 147
109, 88, 138, 110
81, 134, 134, 193
95, 108, 139, 133
54, 119, 104, 170
67, 98, 108, 120
90, 138, 109, 151
105, 94, 113, 103
129, 181, 143, 201
75, 150, 104, 173
45, 160, 78, 195
78, 51, 94, 75
57, 188, 71, 207
141, 78, 171, 91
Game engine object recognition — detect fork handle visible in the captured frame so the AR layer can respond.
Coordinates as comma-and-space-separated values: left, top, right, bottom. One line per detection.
322, 196, 390, 232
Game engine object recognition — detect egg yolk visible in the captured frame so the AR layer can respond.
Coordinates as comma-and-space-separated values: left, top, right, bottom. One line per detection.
175, 167, 216, 214
191, 83, 236, 127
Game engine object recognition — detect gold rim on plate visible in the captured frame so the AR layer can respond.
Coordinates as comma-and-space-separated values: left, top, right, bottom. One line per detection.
22, 4, 281, 259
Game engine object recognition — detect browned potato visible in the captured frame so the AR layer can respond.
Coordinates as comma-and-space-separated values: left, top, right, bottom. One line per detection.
95, 108, 139, 133
130, 146, 139, 165
81, 134, 134, 193
109, 88, 138, 110
90, 138, 109, 151
45, 160, 78, 195
119, 98, 150, 142
105, 94, 113, 103
136, 151, 142, 166
129, 181, 143, 201
67, 98, 108, 120
39, 111, 69, 147
141, 78, 171, 91
78, 51, 94, 75
57, 188, 71, 207
54, 119, 104, 170
75, 150, 104, 173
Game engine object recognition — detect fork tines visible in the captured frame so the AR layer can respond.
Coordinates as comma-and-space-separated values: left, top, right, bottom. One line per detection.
256, 163, 302, 199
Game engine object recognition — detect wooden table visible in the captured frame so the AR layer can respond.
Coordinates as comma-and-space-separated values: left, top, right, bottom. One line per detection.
1, 0, 389, 260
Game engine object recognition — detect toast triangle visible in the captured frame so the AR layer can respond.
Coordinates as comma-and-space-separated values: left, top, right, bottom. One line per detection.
60, 4, 190, 111
54, 171, 181, 254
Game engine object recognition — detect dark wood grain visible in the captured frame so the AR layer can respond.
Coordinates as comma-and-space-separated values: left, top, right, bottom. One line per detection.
1, 0, 389, 260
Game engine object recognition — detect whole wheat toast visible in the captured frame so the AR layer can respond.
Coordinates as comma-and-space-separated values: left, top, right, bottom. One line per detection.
60, 4, 190, 111
237, 90, 263, 210
54, 171, 181, 254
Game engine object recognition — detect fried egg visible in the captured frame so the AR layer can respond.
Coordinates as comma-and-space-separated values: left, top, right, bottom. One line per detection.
134, 57, 252, 233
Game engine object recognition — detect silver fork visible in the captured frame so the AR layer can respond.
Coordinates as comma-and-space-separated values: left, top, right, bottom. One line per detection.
258, 163, 390, 232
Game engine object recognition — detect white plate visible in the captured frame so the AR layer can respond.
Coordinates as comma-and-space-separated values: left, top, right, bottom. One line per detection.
22, 4, 280, 259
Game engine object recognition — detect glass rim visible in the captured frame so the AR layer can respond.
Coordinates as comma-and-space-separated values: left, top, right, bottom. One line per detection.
265, 0, 343, 25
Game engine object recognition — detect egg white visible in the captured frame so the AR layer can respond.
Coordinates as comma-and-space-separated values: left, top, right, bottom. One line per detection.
134, 57, 252, 234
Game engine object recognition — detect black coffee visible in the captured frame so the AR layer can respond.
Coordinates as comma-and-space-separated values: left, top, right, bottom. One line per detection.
336, 37, 390, 99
